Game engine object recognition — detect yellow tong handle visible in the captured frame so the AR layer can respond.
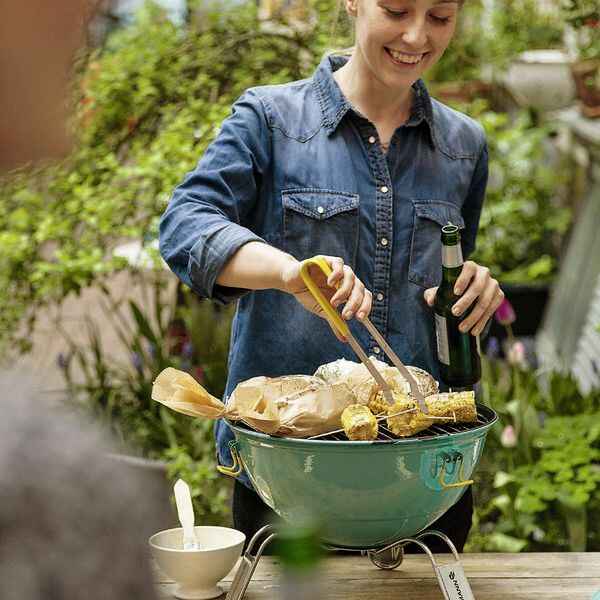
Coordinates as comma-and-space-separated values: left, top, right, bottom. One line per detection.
299, 256, 429, 413
299, 256, 351, 339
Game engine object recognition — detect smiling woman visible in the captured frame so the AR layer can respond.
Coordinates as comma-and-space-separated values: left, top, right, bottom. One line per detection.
159, 0, 502, 552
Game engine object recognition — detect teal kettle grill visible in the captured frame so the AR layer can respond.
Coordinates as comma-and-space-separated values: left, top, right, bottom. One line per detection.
218, 257, 497, 554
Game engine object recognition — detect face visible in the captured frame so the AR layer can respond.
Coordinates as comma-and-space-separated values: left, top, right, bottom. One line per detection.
346, 0, 460, 91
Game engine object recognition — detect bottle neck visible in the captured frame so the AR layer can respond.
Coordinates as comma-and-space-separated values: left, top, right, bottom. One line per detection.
441, 243, 463, 288
442, 243, 463, 269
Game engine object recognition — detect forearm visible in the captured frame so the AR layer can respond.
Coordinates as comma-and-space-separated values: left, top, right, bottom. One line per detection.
215, 241, 297, 292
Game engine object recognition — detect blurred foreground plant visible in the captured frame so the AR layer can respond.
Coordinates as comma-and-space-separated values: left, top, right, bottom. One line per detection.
59, 272, 234, 524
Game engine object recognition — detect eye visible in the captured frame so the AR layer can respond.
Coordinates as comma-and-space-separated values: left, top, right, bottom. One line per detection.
384, 7, 407, 18
429, 14, 452, 24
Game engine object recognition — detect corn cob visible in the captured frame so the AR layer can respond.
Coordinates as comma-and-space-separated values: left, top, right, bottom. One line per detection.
341, 404, 378, 441
386, 391, 476, 437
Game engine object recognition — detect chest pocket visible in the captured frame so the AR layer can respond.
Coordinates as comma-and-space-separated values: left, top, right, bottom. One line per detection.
282, 189, 360, 268
409, 200, 465, 289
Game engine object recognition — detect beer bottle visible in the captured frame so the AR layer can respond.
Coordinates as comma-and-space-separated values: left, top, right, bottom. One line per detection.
433, 224, 481, 389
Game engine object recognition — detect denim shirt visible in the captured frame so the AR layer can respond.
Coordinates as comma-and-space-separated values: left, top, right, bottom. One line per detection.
159, 54, 488, 488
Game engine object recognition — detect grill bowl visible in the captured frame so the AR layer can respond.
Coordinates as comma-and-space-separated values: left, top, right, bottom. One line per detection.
227, 404, 497, 549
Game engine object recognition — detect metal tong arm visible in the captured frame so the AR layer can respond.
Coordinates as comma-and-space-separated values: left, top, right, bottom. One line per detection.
361, 317, 428, 414
299, 256, 428, 413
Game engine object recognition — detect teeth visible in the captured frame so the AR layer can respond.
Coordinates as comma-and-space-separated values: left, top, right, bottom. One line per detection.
388, 49, 424, 64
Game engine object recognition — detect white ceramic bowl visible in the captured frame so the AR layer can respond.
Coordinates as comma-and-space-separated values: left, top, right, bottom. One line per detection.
149, 526, 246, 599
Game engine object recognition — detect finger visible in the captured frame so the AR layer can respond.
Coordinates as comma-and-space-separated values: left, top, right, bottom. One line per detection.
472, 289, 504, 336
423, 287, 438, 307
452, 266, 490, 317
341, 279, 366, 320
459, 278, 498, 333
330, 266, 355, 307
323, 256, 345, 288
454, 261, 478, 296
357, 290, 372, 321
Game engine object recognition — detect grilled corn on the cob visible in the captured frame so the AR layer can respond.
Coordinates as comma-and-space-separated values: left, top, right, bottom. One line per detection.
386, 391, 476, 437
341, 404, 378, 440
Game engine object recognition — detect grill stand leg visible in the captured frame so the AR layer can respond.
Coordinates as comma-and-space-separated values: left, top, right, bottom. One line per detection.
368, 530, 476, 600
225, 524, 277, 600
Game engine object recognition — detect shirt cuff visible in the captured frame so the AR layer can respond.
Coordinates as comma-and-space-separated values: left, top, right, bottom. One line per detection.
188, 223, 265, 304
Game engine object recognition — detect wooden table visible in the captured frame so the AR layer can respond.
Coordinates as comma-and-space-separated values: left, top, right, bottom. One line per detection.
155, 553, 600, 599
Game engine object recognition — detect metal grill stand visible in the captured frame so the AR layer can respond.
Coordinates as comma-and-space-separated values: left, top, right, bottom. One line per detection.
226, 526, 476, 600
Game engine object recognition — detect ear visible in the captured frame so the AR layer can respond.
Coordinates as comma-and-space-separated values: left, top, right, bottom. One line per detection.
344, 0, 358, 17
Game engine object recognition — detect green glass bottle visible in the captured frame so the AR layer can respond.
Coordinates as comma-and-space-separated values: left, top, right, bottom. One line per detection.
433, 224, 481, 389
274, 519, 323, 600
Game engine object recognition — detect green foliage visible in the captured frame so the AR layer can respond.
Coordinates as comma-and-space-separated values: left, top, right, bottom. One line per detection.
466, 103, 571, 283
468, 356, 600, 552
488, 0, 565, 70
60, 272, 234, 523
0, 0, 347, 358
428, 0, 565, 84
561, 0, 600, 61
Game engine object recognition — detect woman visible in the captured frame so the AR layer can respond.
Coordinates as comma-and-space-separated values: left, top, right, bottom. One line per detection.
159, 0, 504, 551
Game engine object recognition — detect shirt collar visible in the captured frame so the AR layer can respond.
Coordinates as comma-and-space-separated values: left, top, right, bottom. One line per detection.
312, 53, 437, 148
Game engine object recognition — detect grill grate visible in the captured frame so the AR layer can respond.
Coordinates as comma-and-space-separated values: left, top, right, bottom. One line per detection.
312, 404, 496, 443
234, 405, 497, 443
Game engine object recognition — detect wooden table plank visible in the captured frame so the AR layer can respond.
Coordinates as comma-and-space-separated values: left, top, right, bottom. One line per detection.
154, 553, 600, 599
157, 578, 600, 600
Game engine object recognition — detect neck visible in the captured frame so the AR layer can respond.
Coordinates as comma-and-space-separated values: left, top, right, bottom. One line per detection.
333, 53, 413, 124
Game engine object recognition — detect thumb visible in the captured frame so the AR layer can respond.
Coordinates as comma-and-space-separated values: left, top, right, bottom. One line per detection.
423, 287, 438, 307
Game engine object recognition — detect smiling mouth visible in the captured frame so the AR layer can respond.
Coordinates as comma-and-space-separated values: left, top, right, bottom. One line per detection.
385, 47, 428, 66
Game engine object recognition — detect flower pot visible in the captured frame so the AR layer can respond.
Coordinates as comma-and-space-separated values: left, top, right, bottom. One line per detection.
571, 59, 600, 118
502, 50, 576, 112
107, 453, 173, 530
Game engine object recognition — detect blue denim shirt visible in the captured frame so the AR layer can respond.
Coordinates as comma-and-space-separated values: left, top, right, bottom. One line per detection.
159, 54, 488, 488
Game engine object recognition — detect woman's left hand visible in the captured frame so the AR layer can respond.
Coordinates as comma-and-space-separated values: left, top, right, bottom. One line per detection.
423, 261, 504, 337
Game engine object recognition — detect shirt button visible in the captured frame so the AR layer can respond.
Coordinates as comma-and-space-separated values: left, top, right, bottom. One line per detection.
380, 186, 389, 193
373, 346, 381, 354
380, 238, 389, 247
376, 293, 384, 302
317, 206, 324, 214
368, 136, 376, 144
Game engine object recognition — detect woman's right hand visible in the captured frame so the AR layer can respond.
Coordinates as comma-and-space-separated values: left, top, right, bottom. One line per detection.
280, 256, 372, 342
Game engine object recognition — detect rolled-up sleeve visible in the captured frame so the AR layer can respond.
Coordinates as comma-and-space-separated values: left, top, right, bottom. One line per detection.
159, 89, 270, 304
461, 139, 488, 259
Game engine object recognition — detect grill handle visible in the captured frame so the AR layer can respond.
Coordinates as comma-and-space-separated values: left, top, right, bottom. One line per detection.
437, 451, 474, 490
217, 440, 244, 478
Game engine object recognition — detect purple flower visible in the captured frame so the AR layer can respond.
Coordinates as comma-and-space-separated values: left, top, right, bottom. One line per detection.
57, 352, 71, 371
182, 340, 194, 360
486, 336, 500, 359
500, 425, 518, 448
146, 342, 157, 360
495, 298, 516, 326
131, 352, 144, 375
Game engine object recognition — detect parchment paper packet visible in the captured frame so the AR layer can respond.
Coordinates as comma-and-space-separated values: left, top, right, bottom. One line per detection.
152, 367, 356, 437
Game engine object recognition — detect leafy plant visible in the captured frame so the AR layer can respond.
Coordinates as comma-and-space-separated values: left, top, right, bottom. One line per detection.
466, 103, 571, 283
468, 355, 600, 552
59, 271, 234, 523
0, 0, 348, 359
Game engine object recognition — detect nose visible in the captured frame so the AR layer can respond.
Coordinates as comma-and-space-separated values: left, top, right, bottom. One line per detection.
402, 15, 428, 49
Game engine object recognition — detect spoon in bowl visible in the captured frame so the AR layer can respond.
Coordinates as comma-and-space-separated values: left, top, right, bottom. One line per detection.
174, 479, 200, 550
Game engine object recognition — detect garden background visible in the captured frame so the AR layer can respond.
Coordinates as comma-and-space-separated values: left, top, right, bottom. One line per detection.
0, 0, 599, 553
